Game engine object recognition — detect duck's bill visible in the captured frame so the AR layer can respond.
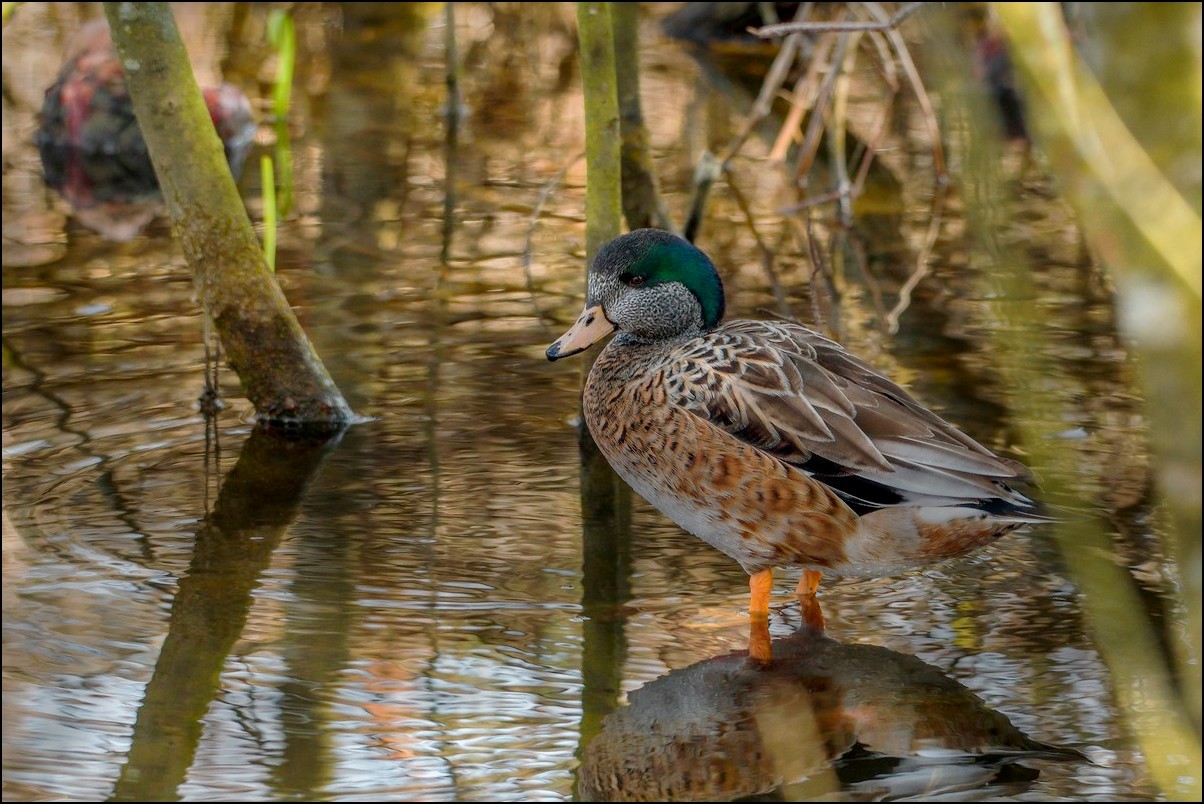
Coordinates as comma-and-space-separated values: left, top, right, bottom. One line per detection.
546, 305, 616, 361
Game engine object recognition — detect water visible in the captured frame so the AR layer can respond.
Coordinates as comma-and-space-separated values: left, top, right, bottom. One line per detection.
2, 4, 1179, 801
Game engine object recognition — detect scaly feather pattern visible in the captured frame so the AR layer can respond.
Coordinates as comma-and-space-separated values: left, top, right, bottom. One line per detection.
662, 320, 1039, 515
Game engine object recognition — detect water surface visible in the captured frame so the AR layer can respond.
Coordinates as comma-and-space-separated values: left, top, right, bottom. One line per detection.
2, 4, 1174, 800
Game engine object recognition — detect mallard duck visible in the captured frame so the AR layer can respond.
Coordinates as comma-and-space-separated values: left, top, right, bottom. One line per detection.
547, 229, 1046, 617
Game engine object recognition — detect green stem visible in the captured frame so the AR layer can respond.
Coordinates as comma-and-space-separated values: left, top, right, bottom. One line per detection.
260, 156, 277, 272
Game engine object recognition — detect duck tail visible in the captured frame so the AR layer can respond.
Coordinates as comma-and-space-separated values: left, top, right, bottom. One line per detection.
974, 493, 1066, 525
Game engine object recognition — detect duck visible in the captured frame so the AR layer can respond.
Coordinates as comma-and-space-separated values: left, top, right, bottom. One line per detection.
547, 228, 1047, 620
36, 19, 255, 241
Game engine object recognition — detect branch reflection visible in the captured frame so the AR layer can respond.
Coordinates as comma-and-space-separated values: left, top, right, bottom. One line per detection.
109, 426, 341, 802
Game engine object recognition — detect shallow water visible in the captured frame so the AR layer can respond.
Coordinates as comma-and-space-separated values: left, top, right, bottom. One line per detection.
2, 4, 1178, 801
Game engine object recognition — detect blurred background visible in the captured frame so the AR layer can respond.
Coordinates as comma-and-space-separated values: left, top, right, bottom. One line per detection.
2, 3, 1199, 800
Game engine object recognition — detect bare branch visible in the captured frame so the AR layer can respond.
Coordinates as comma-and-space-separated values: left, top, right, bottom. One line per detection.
753, 2, 923, 37
719, 3, 811, 164
862, 1, 946, 179
684, 4, 812, 240
440, 2, 462, 266
802, 208, 828, 330
774, 84, 897, 216
795, 30, 851, 181
769, 32, 838, 162
829, 31, 863, 225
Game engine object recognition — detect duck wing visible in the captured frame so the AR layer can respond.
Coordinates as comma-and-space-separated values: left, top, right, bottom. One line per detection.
663, 320, 1036, 513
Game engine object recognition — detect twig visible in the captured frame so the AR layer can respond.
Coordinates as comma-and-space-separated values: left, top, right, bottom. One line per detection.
757, 307, 801, 323
768, 31, 838, 162
803, 207, 826, 329
684, 4, 812, 240
199, 313, 225, 415
774, 85, 896, 216
613, 2, 675, 233
724, 168, 794, 319
683, 151, 721, 243
780, 187, 847, 212
785, 207, 839, 333
795, 30, 851, 182
863, 26, 899, 92
752, 1, 923, 37
720, 3, 812, 163
848, 230, 891, 332
829, 31, 863, 225
862, 1, 946, 180
852, 85, 897, 194
522, 152, 585, 335
885, 183, 947, 334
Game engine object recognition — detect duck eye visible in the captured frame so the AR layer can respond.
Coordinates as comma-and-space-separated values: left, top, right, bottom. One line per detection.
620, 273, 646, 287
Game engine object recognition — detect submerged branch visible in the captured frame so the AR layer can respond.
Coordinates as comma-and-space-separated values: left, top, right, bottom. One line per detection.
795, 30, 851, 182
441, 2, 462, 265
724, 171, 794, 319
575, 4, 633, 755
686, 3, 811, 242
769, 31, 838, 163
577, 3, 623, 259
683, 151, 721, 244
863, 1, 946, 179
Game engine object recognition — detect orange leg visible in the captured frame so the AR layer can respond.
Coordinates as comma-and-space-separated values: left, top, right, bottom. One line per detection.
749, 569, 774, 615
748, 614, 772, 663
796, 568, 822, 598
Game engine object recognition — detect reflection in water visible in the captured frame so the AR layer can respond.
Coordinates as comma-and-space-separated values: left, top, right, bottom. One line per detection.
577, 446, 633, 749
110, 427, 340, 802
579, 619, 1082, 802
35, 19, 254, 241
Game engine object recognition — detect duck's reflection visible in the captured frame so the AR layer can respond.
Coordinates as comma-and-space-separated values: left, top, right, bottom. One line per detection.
578, 613, 1081, 802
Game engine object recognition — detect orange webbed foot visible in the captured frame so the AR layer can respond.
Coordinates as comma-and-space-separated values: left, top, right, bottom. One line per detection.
796, 568, 821, 598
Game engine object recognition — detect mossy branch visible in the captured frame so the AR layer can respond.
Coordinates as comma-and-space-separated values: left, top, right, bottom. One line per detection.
103, 2, 352, 430
577, 2, 623, 259
574, 1, 632, 753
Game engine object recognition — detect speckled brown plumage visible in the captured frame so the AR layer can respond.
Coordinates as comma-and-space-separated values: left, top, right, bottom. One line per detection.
583, 323, 1032, 580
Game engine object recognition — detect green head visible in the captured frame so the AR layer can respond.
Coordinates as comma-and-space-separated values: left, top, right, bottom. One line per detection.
588, 229, 725, 337
546, 229, 726, 360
